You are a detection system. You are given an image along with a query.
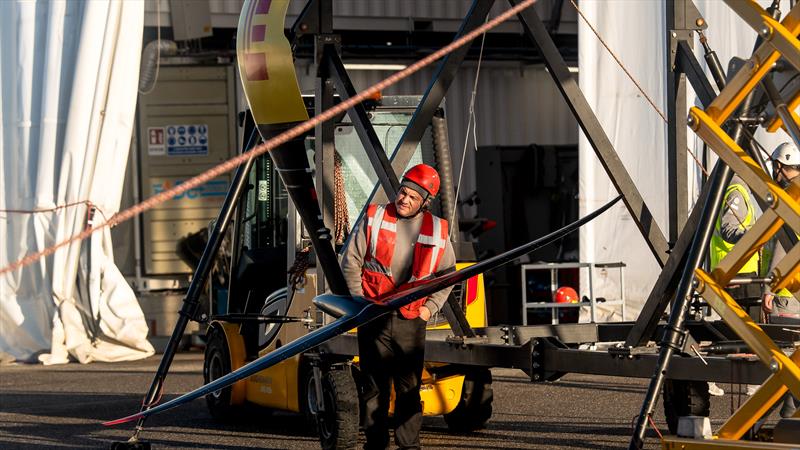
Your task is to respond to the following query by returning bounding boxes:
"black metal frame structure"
[308,2,800,443]
[123,0,800,448]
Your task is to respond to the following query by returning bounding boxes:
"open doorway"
[474,144,578,324]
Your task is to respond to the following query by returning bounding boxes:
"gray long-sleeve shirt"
[341,206,456,315]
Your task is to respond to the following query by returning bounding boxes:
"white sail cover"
[0,1,153,363]
[578,0,791,321]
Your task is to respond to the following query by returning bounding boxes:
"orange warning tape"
[0,0,536,276]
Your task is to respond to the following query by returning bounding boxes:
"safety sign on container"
[147,124,210,156]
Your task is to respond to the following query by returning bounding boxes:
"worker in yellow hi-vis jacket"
[762,142,800,417]
[763,142,800,324]
[710,174,767,320]
[707,165,767,398]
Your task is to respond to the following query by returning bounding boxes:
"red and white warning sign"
[147,127,166,156]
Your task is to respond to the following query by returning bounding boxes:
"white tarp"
[0,1,153,363]
[578,0,791,321]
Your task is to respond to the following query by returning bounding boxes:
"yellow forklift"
[194,1,498,447]
[201,91,492,448]
[113,2,800,450]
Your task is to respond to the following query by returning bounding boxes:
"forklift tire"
[203,327,241,421]
[444,368,493,433]
[662,379,710,434]
[305,365,359,450]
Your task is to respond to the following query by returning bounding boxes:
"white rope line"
[569,0,709,177]
[450,18,488,239]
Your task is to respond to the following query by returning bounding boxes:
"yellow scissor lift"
[664,1,800,448]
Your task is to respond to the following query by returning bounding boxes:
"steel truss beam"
[362,0,497,206]
[314,0,336,297]
[706,2,800,125]
[131,120,262,434]
[717,348,800,439]
[319,13,478,336]
[324,48,400,198]
[319,323,776,385]
[624,41,723,348]
[511,0,671,267]
[649,2,800,448]
[666,0,705,243]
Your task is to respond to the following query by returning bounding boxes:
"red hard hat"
[555,287,579,304]
[401,164,440,197]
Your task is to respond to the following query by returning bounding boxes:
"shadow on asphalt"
[420,420,654,450]
[0,391,318,449]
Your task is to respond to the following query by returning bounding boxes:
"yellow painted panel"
[284,356,302,413]
[695,269,800,401]
[245,363,288,409]
[717,349,800,439]
[726,0,800,75]
[237,0,308,125]
[430,262,487,330]
[419,375,464,416]
[707,1,800,124]
[690,107,800,235]
[219,322,248,405]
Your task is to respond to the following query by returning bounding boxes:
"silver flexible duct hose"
[138,40,177,93]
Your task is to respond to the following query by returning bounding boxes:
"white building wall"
[146,0,577,34]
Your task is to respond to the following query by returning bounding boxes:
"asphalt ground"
[0,352,777,449]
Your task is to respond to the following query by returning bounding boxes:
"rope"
[0,0,539,277]
[2,200,94,215]
[333,151,349,245]
[631,413,664,441]
[0,200,110,226]
[647,414,664,440]
[569,0,709,177]
[450,17,488,239]
[570,0,667,122]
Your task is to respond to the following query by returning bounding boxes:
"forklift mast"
[223,95,475,338]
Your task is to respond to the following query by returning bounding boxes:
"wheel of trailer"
[203,327,240,421]
[662,379,710,434]
[444,368,493,432]
[304,365,359,450]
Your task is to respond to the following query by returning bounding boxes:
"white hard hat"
[772,142,800,167]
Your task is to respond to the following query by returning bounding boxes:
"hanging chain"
[333,150,349,245]
[288,245,312,290]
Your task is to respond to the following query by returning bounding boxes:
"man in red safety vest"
[341,163,456,450]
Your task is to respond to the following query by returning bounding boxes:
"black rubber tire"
[203,327,239,421]
[662,379,710,434]
[305,366,359,450]
[444,368,494,433]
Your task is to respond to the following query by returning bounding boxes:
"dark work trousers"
[358,310,427,450]
[726,272,762,322]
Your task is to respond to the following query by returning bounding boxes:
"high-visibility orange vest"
[362,203,449,319]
